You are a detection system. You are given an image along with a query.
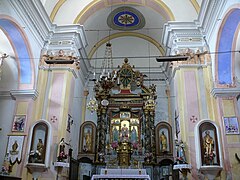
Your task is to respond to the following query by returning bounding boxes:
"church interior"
[0,0,240,179]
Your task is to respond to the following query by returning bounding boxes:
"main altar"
[78,58,175,179]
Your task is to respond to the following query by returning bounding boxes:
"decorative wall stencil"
[7,136,24,164]
[190,115,198,123]
[12,115,26,132]
[51,115,57,123]
[224,117,239,134]
[107,6,145,31]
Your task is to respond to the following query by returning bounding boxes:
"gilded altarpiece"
[93,59,157,169]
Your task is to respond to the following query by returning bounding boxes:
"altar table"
[91,174,151,180]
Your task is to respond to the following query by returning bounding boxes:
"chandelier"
[98,42,117,81]
[86,98,98,113]
[144,95,156,111]
[87,41,117,113]
[94,41,117,89]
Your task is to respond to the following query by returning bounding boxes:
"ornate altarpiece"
[92,58,157,167]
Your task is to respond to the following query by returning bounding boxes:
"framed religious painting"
[155,121,173,156]
[12,115,26,132]
[80,121,96,154]
[223,117,239,134]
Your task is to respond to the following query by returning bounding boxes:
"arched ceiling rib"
[41,0,202,77]
[88,32,165,59]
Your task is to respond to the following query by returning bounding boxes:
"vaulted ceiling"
[40,0,201,74]
[0,0,203,82]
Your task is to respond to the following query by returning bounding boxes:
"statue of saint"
[160,131,167,152]
[84,129,92,152]
[179,141,187,163]
[131,126,137,143]
[203,130,214,156]
[37,139,44,161]
[121,124,129,141]
[113,127,119,142]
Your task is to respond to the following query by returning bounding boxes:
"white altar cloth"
[91,174,150,180]
[91,168,150,180]
[100,168,147,175]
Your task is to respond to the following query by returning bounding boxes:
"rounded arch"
[88,32,165,59]
[0,15,35,89]
[73,0,175,24]
[216,8,240,86]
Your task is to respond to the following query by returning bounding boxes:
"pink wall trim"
[68,77,75,112]
[232,24,240,83]
[217,98,231,171]
[184,71,200,131]
[189,137,198,179]
[214,7,240,88]
[48,73,65,130]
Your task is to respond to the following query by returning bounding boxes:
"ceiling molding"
[50,0,67,22]
[10,89,39,100]
[88,32,165,59]
[73,0,174,24]
[190,0,200,14]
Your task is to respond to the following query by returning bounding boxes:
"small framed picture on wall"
[12,115,26,132]
[224,117,239,134]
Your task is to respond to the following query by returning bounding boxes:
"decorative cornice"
[197,0,225,41]
[9,0,90,76]
[10,89,39,100]
[9,0,52,47]
[0,89,39,100]
[0,91,12,99]
[38,66,78,78]
[161,0,226,55]
[211,87,240,98]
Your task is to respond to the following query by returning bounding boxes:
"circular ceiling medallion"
[107,6,145,31]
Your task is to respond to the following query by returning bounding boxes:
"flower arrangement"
[208,151,215,161]
[132,142,139,150]
[111,141,118,149]
[204,151,215,165]
[28,150,43,163]
[144,152,153,163]
[57,151,68,162]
